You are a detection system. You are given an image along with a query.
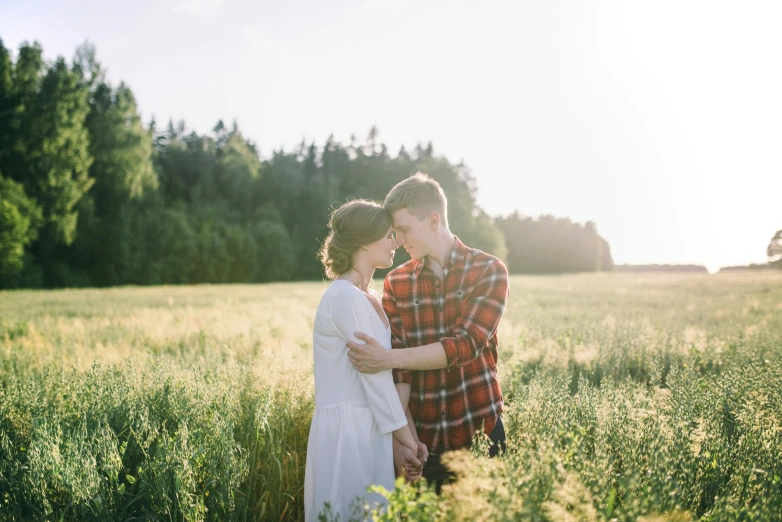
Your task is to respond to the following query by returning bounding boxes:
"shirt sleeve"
[440,258,510,369]
[330,287,408,433]
[383,277,413,386]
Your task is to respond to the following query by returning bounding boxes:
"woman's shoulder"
[321,280,366,306]
[329,282,381,319]
[331,281,369,304]
[316,281,349,316]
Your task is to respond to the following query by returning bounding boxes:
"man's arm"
[349,277,448,373]
[437,258,509,368]
[389,341,448,370]
[348,259,509,373]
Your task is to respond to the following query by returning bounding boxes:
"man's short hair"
[383,172,449,228]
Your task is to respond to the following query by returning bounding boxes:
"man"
[347,172,509,489]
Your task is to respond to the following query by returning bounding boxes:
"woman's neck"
[338,262,375,292]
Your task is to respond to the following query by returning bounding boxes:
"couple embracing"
[304,173,510,521]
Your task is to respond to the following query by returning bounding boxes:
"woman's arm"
[330,287,409,434]
[392,424,419,455]
[395,383,428,462]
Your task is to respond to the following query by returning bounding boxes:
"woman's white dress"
[304,280,408,521]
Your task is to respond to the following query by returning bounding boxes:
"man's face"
[391,208,434,260]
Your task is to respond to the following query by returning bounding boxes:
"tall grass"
[1,271,781,520]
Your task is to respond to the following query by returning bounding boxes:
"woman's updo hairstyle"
[319,199,392,279]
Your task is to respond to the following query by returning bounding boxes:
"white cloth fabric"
[304,280,408,522]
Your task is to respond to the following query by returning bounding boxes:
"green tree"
[0,41,45,186]
[600,237,614,271]
[249,204,297,281]
[0,38,619,287]
[24,57,93,248]
[69,65,157,285]
[768,229,782,267]
[0,175,42,287]
[0,39,15,171]
[468,209,508,260]
[84,81,156,216]
[495,212,612,274]
[216,129,262,218]
[156,129,217,203]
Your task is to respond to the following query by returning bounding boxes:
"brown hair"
[383,172,449,228]
[319,199,392,279]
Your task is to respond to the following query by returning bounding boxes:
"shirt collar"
[413,236,468,277]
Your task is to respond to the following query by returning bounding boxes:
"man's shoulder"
[463,245,508,275]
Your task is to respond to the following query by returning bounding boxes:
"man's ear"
[429,213,440,229]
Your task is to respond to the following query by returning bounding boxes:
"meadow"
[1,271,781,521]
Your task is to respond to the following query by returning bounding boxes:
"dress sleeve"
[330,287,408,434]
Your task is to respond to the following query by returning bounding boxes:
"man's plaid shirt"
[383,236,509,452]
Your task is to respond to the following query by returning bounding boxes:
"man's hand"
[347,332,393,374]
[393,437,423,482]
[417,441,429,464]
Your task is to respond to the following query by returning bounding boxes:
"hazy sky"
[2,0,780,272]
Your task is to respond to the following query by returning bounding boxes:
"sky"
[2,0,781,272]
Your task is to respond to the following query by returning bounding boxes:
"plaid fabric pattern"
[383,236,509,452]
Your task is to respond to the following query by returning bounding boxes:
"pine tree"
[85,81,156,217]
[0,41,45,186]
[0,39,15,172]
[25,57,93,247]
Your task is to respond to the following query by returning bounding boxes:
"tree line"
[0,39,618,289]
[615,264,708,273]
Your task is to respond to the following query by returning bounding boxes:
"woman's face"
[364,227,398,269]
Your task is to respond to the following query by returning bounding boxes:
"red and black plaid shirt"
[383,236,509,452]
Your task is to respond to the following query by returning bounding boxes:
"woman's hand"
[393,436,423,481]
[417,440,429,464]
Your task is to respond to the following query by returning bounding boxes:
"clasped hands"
[394,436,428,482]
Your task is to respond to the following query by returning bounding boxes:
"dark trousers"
[422,415,506,493]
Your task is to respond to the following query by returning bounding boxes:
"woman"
[304,200,424,521]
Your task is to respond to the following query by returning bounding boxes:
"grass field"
[2,271,782,521]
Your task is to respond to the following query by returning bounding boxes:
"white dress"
[304,280,408,522]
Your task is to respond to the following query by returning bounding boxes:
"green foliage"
[496,212,613,273]
[84,81,156,214]
[767,229,782,266]
[0,175,42,287]
[216,128,263,216]
[366,478,441,521]
[2,273,782,520]
[0,38,611,289]
[24,56,93,247]
[0,40,15,165]
[0,40,45,187]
